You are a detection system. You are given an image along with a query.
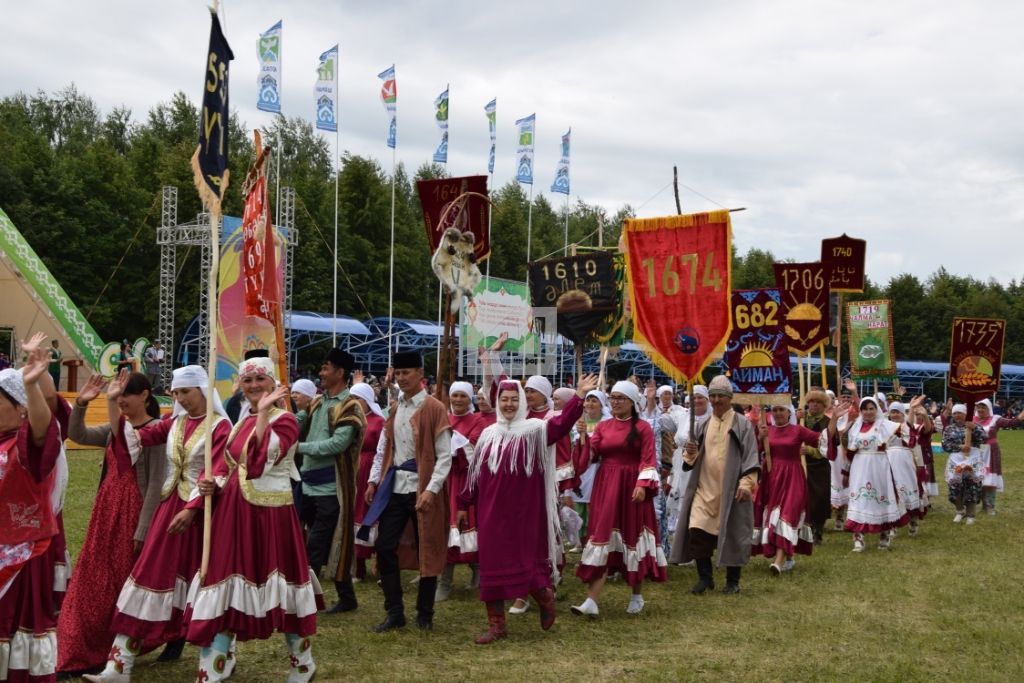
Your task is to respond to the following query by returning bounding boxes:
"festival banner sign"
[192,11,234,216]
[485,98,496,174]
[416,175,490,261]
[515,113,535,185]
[528,251,615,344]
[433,86,449,164]
[623,211,732,383]
[723,288,791,404]
[461,277,539,355]
[314,45,339,132]
[378,64,397,148]
[550,128,570,195]
[772,262,830,354]
[256,20,282,113]
[821,233,866,293]
[846,299,896,379]
[948,317,1005,404]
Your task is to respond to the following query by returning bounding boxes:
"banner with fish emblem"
[773,262,831,354]
[846,299,896,379]
[723,288,791,404]
[948,317,1005,403]
[623,211,731,383]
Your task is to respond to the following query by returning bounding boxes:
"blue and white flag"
[485,98,496,174]
[314,45,338,132]
[433,86,449,164]
[378,64,397,149]
[515,113,535,185]
[550,128,570,195]
[256,20,282,113]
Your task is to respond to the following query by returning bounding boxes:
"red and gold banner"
[772,262,830,354]
[416,175,490,261]
[623,211,731,383]
[723,288,792,404]
[821,233,866,293]
[948,317,1005,401]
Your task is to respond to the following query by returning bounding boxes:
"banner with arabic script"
[847,299,896,379]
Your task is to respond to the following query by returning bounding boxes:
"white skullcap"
[238,357,276,380]
[951,404,968,416]
[0,369,27,407]
[350,382,384,418]
[610,380,643,416]
[291,379,317,400]
[708,375,733,397]
[657,385,674,397]
[449,381,476,413]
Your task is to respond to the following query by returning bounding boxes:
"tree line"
[2,87,1022,366]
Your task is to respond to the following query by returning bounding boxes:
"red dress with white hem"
[447,411,484,564]
[353,413,384,560]
[751,424,820,558]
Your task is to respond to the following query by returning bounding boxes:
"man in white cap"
[669,375,760,594]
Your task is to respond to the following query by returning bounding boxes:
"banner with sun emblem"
[847,299,897,379]
[948,317,1005,401]
[773,262,831,355]
[723,288,791,404]
[623,211,731,384]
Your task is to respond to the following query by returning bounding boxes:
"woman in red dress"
[0,334,64,683]
[350,382,385,580]
[185,357,323,683]
[56,371,164,675]
[85,365,231,682]
[752,402,831,574]
[572,380,667,617]
[437,381,485,601]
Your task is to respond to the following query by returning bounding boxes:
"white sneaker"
[986,509,997,516]
[82,674,130,683]
[508,599,530,614]
[878,536,891,550]
[571,597,599,617]
[952,511,964,523]
[852,539,864,553]
[781,559,796,572]
[626,595,645,615]
[965,516,976,526]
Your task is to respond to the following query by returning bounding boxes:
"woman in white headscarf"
[567,390,612,550]
[456,374,596,644]
[572,380,667,617]
[666,385,711,538]
[973,398,1024,515]
[941,404,987,525]
[0,335,63,683]
[87,365,233,682]
[885,399,928,537]
[840,396,909,552]
[351,382,386,581]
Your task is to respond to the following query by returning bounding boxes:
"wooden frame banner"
[772,261,830,354]
[623,211,731,383]
[948,317,1005,401]
[821,233,866,293]
[723,288,792,404]
[846,299,896,379]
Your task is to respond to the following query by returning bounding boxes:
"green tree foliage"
[2,88,1022,364]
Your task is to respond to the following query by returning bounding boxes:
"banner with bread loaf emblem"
[948,317,1005,400]
[772,261,831,354]
[623,211,731,383]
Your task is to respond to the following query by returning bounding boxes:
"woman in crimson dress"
[85,366,231,682]
[350,381,385,580]
[185,357,323,683]
[0,334,64,683]
[571,380,667,617]
[457,374,596,644]
[57,371,164,675]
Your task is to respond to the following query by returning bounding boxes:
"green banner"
[846,299,896,379]
[461,277,539,355]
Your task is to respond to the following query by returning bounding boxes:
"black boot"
[690,558,715,594]
[156,637,186,662]
[723,566,741,594]
[326,578,358,613]
[374,572,406,632]
[416,576,438,630]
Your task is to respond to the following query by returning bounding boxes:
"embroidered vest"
[161,416,226,502]
[226,409,298,507]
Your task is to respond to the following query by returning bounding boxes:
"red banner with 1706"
[624,212,732,383]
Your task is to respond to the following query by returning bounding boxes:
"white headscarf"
[691,385,712,425]
[525,375,554,411]
[610,380,643,417]
[888,401,908,420]
[552,387,576,411]
[0,368,27,407]
[584,389,612,420]
[771,401,798,426]
[849,396,898,443]
[291,379,317,400]
[470,379,561,582]
[170,365,227,419]
[977,398,994,416]
[874,392,889,412]
[238,357,276,380]
[350,382,384,418]
[951,403,968,416]
[449,381,476,414]
[657,385,674,399]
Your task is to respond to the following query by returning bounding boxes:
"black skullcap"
[392,350,423,369]
[325,347,355,373]
[244,348,270,360]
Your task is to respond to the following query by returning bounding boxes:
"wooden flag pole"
[835,293,844,391]
[819,343,828,391]
[200,209,220,586]
[760,408,772,473]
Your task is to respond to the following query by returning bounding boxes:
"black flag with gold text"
[191,10,234,216]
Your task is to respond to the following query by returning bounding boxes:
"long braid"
[626,405,640,448]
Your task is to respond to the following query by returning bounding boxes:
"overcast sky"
[5,1,1023,285]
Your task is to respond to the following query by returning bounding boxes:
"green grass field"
[62,433,1024,682]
